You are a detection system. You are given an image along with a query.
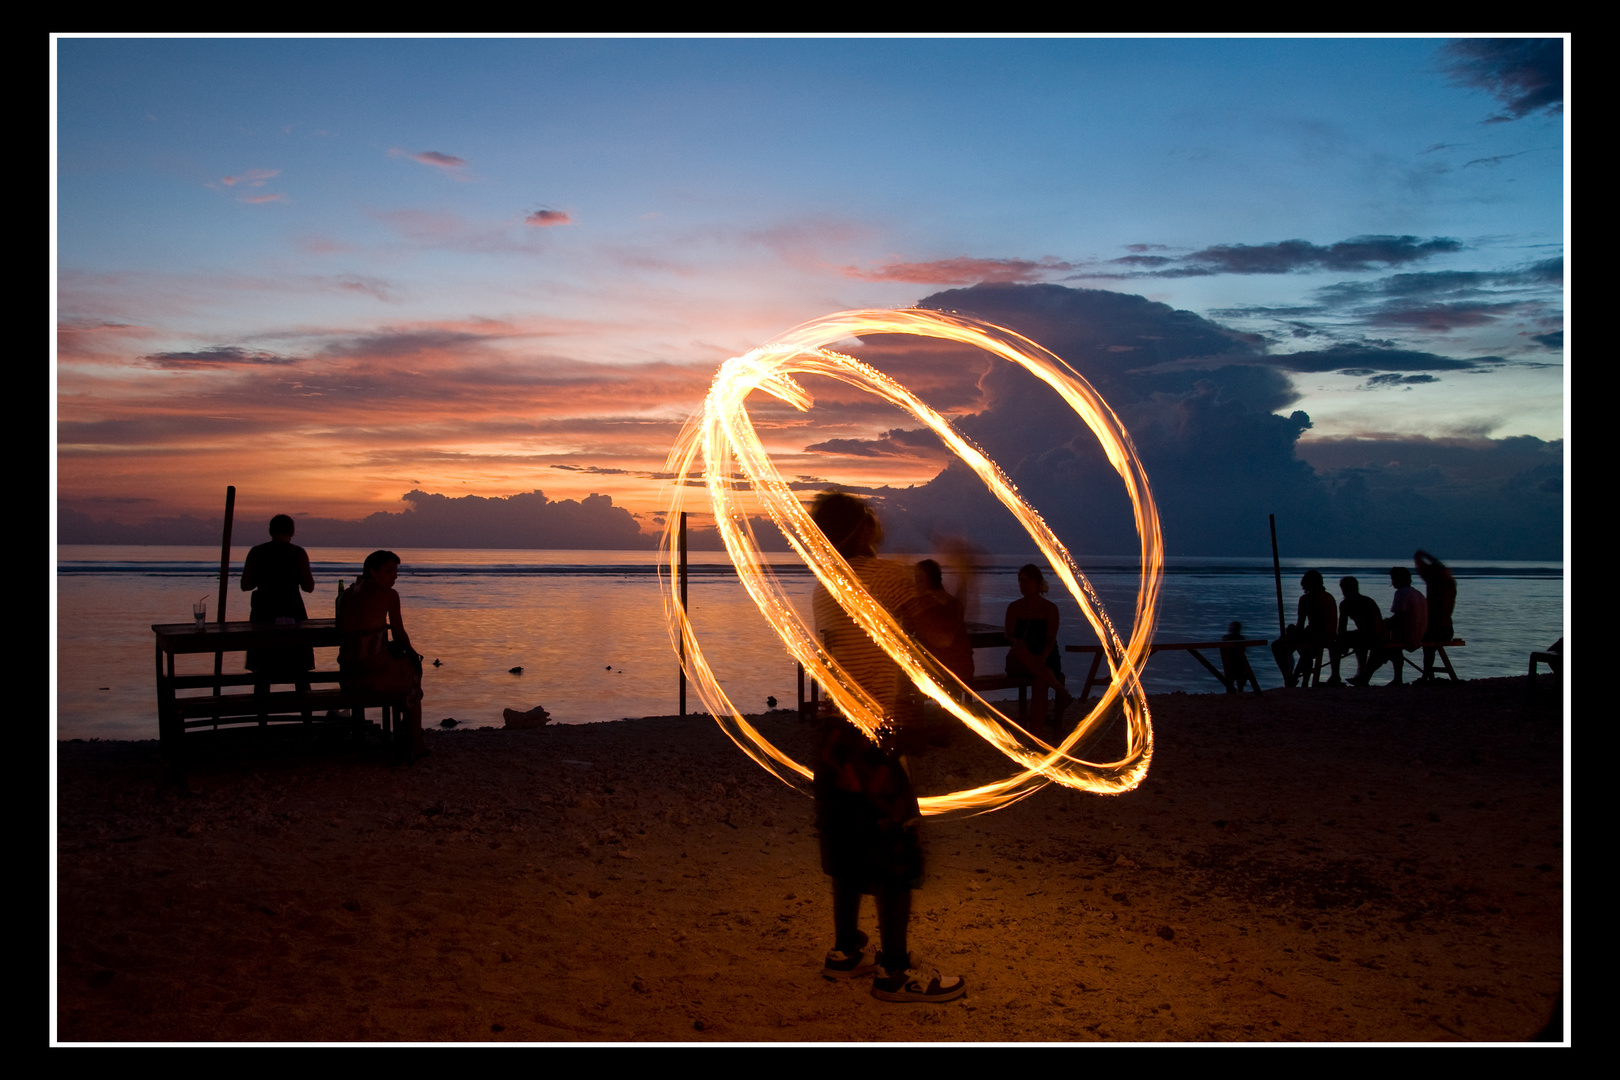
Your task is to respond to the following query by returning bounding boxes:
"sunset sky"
[54,36,1566,555]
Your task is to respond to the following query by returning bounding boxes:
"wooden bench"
[1065,639,1268,699]
[154,620,405,762]
[166,670,404,736]
[1403,639,1466,682]
[796,625,1047,720]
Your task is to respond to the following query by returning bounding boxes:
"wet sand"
[55,677,1565,1043]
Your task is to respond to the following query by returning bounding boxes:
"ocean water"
[55,545,1564,742]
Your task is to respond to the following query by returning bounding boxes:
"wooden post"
[678,511,688,717]
[213,486,235,692]
[1269,513,1285,635]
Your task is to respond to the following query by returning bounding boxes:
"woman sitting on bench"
[337,550,426,762]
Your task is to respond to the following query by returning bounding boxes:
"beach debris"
[509,666,523,674]
[766,696,777,708]
[503,704,551,729]
[605,665,612,670]
[439,718,458,728]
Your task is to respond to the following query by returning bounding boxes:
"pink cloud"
[220,168,279,187]
[391,148,470,173]
[525,209,572,227]
[239,193,287,204]
[843,255,1078,285]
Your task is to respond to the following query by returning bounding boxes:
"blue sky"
[55,35,1566,555]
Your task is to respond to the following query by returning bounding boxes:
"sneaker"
[822,935,878,980]
[871,964,966,1003]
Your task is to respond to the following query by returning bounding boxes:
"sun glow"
[662,309,1163,817]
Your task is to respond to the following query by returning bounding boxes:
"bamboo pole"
[213,486,235,692]
[678,511,688,717]
[1269,513,1285,635]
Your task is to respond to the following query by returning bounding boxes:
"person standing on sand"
[240,514,316,691]
[810,491,966,1003]
[337,550,426,762]
[1414,550,1457,682]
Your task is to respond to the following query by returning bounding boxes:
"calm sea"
[55,545,1564,742]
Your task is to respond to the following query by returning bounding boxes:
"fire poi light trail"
[662,309,1163,817]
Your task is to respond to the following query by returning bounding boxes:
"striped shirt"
[813,557,928,719]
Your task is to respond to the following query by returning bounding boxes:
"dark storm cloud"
[142,346,301,368]
[838,284,1560,559]
[1110,236,1463,278]
[804,427,945,459]
[1365,373,1441,386]
[1215,257,1562,341]
[1439,38,1563,122]
[1531,331,1563,350]
[1263,345,1482,374]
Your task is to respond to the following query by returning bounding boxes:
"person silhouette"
[913,558,974,690]
[1327,576,1386,686]
[1270,570,1338,687]
[810,491,965,1003]
[240,514,315,691]
[1005,564,1073,733]
[1414,550,1457,682]
[1220,621,1261,694]
[337,550,426,762]
[1352,566,1428,687]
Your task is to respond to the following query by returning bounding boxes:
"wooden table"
[152,620,401,757]
[1065,639,1268,699]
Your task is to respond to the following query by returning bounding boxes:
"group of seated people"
[1270,550,1458,688]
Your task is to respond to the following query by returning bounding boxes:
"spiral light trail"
[661,309,1163,816]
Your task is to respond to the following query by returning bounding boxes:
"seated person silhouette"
[1005,564,1073,734]
[1327,576,1386,686]
[337,550,426,762]
[1414,549,1457,682]
[913,558,974,691]
[240,514,315,695]
[1352,566,1429,687]
[1270,570,1338,687]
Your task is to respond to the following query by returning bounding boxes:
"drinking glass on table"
[192,598,207,628]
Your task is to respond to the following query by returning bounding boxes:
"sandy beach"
[55,676,1565,1044]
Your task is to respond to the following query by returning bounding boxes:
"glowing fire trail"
[662,309,1163,817]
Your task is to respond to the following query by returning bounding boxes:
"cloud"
[1213,256,1563,343]
[804,427,946,459]
[60,489,656,550]
[1365,373,1441,387]
[141,345,301,369]
[220,168,279,187]
[239,193,287,204]
[828,283,1561,559]
[843,256,1079,285]
[1264,345,1481,374]
[1464,151,1530,168]
[1125,236,1463,278]
[1439,38,1563,122]
[370,207,551,253]
[392,148,470,172]
[525,209,572,227]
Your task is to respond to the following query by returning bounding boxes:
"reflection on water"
[56,546,1563,741]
